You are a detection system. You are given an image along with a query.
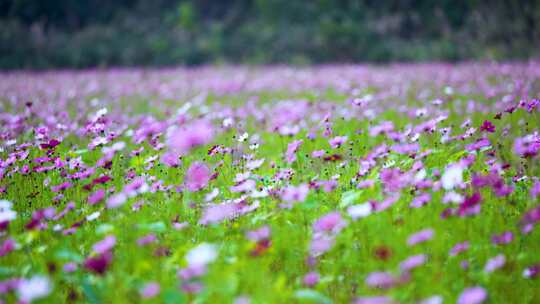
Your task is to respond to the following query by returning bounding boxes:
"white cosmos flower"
[441,163,463,190]
[17,276,52,303]
[186,243,218,267]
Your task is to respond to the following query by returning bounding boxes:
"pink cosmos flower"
[457,286,487,304]
[140,282,160,299]
[354,296,394,304]
[365,271,397,289]
[303,272,320,287]
[285,140,303,164]
[92,235,116,255]
[313,212,346,234]
[246,226,271,242]
[399,254,427,272]
[167,120,214,156]
[407,228,434,246]
[380,168,408,193]
[199,203,238,225]
[491,231,513,245]
[185,162,211,192]
[329,136,347,148]
[0,238,15,257]
[281,184,309,203]
[484,254,506,273]
[449,241,470,256]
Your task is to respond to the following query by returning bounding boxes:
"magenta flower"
[88,189,105,205]
[457,286,487,304]
[84,251,113,275]
[523,264,540,279]
[0,238,15,257]
[185,162,211,192]
[479,120,495,133]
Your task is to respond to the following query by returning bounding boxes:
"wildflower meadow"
[1,63,540,303]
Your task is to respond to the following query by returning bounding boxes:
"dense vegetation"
[1,0,540,69]
[0,63,539,303]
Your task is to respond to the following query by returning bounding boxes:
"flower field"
[1,63,540,303]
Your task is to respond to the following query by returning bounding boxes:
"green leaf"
[81,278,100,304]
[294,289,333,304]
[138,221,167,232]
[163,288,186,304]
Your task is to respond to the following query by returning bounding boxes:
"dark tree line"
[1,0,539,69]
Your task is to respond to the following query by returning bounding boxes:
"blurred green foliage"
[1,0,539,69]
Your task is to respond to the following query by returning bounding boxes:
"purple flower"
[365,271,397,289]
[88,189,105,205]
[140,282,160,299]
[285,140,303,164]
[302,272,320,287]
[491,231,513,245]
[84,251,113,275]
[523,264,540,279]
[0,238,16,257]
[92,235,116,255]
[106,192,127,209]
[199,203,238,225]
[410,193,431,208]
[63,262,78,273]
[329,136,347,148]
[449,241,470,256]
[309,235,335,256]
[457,286,487,304]
[185,162,211,192]
[281,184,309,203]
[399,254,427,272]
[354,296,394,304]
[484,254,505,273]
[160,151,181,167]
[479,120,495,133]
[380,168,407,193]
[407,228,434,246]
[246,226,271,242]
[167,120,214,156]
[137,234,157,246]
[513,132,540,158]
[313,212,346,234]
[530,180,540,198]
